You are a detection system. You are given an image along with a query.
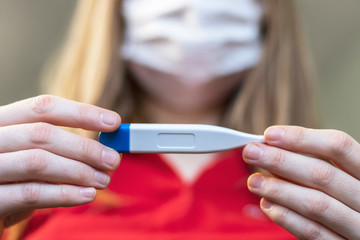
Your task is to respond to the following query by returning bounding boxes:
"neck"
[140,97,223,125]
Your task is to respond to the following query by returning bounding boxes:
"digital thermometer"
[99,124,264,153]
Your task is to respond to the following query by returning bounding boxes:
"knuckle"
[31,95,55,115]
[291,126,306,146]
[80,138,96,159]
[263,179,280,197]
[266,188,279,199]
[29,122,53,145]
[269,149,286,172]
[307,193,329,217]
[311,163,335,188]
[329,130,353,156]
[21,183,41,205]
[271,206,290,224]
[78,103,90,124]
[25,149,48,174]
[75,165,89,183]
[301,223,321,240]
[59,185,72,202]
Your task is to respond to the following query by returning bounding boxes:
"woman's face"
[122,0,264,112]
[127,61,245,113]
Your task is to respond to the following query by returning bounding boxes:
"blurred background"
[0,0,359,140]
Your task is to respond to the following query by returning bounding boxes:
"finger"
[0,149,110,189]
[0,123,120,171]
[243,143,360,213]
[0,95,120,131]
[248,174,360,239]
[0,183,96,217]
[264,126,360,179]
[259,198,344,240]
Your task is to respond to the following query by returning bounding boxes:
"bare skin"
[243,126,360,239]
[2,86,360,239]
[137,68,360,238]
[0,95,121,234]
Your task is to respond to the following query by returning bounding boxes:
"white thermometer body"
[99,124,264,153]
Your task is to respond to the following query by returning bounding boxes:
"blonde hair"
[226,1,316,132]
[44,0,316,135]
[6,0,316,239]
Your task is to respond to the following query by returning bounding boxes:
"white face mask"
[122,0,264,86]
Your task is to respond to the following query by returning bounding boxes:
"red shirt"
[22,149,294,240]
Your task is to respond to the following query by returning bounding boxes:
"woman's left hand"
[243,126,360,240]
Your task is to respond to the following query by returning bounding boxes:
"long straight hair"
[6,1,316,239]
[43,0,316,136]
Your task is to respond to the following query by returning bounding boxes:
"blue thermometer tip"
[99,123,130,153]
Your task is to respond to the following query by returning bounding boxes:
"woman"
[1,0,360,239]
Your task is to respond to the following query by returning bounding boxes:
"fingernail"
[100,112,118,127]
[265,127,284,141]
[261,198,273,210]
[95,171,110,187]
[244,144,263,161]
[80,187,96,199]
[248,175,264,189]
[102,148,120,169]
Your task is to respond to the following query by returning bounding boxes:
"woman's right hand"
[0,95,121,233]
